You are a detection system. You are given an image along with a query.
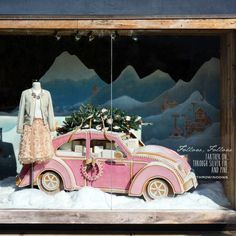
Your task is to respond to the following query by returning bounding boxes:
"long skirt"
[18,119,54,164]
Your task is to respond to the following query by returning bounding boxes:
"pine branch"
[57,104,143,135]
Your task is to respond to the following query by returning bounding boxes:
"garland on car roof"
[57,104,143,135]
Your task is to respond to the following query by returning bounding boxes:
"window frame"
[0,18,235,225]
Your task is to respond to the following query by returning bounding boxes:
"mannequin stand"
[30,163,34,188]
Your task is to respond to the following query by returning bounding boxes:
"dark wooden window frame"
[0,18,235,225]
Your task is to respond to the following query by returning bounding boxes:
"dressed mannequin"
[32,81,43,118]
[17,80,55,165]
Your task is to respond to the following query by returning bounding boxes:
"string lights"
[55,31,61,41]
[53,30,140,41]
[88,31,95,42]
[74,31,81,41]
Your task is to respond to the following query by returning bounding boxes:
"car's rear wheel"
[37,171,62,194]
[143,178,172,201]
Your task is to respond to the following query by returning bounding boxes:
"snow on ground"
[0,177,231,209]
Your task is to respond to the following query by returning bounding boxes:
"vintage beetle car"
[16,129,198,200]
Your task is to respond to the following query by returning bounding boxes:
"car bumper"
[183,171,198,191]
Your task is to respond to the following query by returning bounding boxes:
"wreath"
[81,160,104,182]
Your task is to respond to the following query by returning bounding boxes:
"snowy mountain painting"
[0,51,220,178]
[143,91,219,140]
[106,58,220,117]
[41,52,220,120]
[90,66,176,105]
[40,52,108,114]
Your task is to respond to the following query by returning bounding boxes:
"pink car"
[16,129,198,200]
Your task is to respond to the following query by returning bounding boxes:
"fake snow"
[0,177,231,209]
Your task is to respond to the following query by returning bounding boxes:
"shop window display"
[0,32,232,210]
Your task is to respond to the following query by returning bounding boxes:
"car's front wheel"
[143,178,172,201]
[37,171,63,194]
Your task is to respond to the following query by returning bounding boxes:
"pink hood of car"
[133,145,191,172]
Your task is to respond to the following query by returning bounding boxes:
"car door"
[87,137,132,193]
[55,134,87,188]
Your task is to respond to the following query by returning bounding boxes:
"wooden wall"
[221,31,236,209]
[0,0,236,18]
[0,19,236,30]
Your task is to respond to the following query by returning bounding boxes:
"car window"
[56,139,86,157]
[90,140,126,159]
[120,133,144,152]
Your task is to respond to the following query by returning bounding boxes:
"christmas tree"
[57,104,143,135]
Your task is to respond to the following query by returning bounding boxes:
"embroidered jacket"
[17,89,55,134]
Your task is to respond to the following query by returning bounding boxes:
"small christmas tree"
[57,104,143,135]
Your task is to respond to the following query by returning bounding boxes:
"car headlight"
[180,154,189,163]
[177,163,187,176]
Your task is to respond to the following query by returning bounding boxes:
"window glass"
[57,139,86,157]
[0,32,233,211]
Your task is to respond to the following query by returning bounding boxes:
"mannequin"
[32,81,41,90]
[17,79,55,167]
[32,81,43,118]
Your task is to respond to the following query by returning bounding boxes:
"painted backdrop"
[0,35,222,180]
